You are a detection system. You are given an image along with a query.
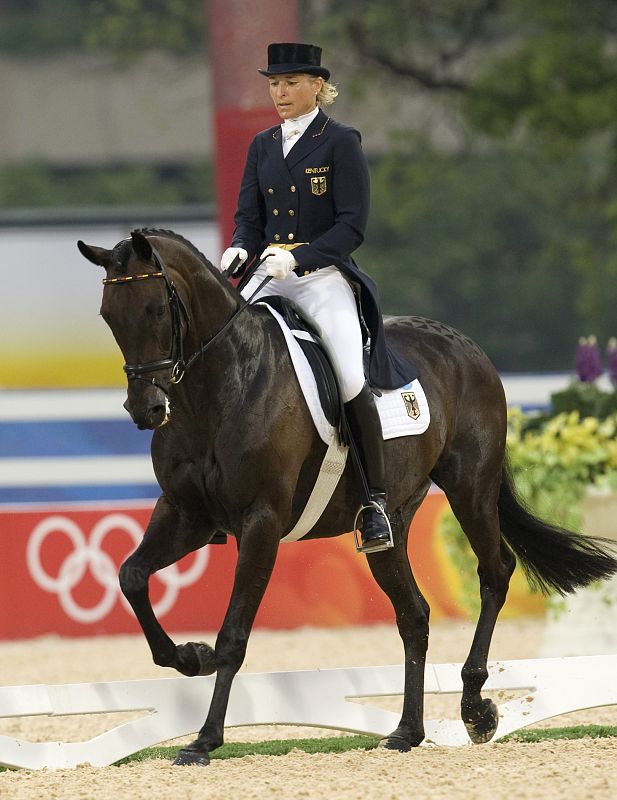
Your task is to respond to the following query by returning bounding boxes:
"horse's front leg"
[119,496,217,677]
[174,526,280,766]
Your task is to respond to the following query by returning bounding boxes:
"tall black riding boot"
[344,383,393,553]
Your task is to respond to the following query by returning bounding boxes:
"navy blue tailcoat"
[231,109,418,389]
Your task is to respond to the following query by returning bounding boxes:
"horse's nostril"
[147,403,170,428]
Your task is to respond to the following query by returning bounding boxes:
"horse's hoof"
[378,735,413,752]
[190,641,217,675]
[463,698,499,744]
[176,641,216,676]
[173,748,210,767]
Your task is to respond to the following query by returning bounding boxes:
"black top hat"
[258,42,330,80]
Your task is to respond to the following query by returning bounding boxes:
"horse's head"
[78,230,187,430]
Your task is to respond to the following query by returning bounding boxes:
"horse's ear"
[131,231,153,262]
[77,240,112,267]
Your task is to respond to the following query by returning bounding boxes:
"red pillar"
[209,0,299,249]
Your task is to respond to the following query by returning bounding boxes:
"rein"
[102,246,270,389]
[182,270,271,375]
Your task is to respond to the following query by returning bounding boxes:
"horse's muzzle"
[124,384,170,430]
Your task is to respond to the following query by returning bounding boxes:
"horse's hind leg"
[119,495,216,677]
[437,468,515,744]
[365,497,430,750]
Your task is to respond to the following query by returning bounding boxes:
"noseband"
[102,245,272,391]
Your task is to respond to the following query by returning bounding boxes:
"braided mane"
[110,227,216,274]
[133,227,215,271]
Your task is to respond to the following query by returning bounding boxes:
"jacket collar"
[284,109,331,169]
[267,110,331,164]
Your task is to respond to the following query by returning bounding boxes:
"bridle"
[102,245,271,391]
[103,246,188,387]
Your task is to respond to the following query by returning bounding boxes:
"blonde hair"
[317,80,338,107]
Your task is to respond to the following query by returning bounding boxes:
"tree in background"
[83,0,205,60]
[309,0,617,370]
[2,0,616,370]
[315,0,617,150]
[0,0,204,58]
[0,2,214,210]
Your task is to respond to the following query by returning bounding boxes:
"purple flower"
[575,335,603,382]
[607,337,617,387]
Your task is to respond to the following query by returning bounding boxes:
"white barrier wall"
[1,656,617,770]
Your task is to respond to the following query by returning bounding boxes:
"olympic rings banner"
[0,496,448,638]
[1,503,223,637]
[0,495,543,639]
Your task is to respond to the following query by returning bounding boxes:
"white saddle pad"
[375,380,431,439]
[262,303,431,443]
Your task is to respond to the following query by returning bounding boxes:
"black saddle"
[257,295,343,431]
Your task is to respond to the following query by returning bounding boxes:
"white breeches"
[241,265,365,402]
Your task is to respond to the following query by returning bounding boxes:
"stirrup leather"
[353,501,394,554]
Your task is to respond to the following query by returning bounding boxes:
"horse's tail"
[498,458,617,595]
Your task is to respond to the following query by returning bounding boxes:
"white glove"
[261,246,297,279]
[220,247,248,274]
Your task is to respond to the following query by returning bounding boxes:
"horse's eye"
[147,304,167,318]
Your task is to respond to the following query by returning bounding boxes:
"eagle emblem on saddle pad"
[401,390,421,420]
[310,176,327,195]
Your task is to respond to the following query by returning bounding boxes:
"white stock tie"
[281,125,302,157]
[283,126,301,142]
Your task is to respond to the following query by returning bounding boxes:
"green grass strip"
[115,734,380,765]
[499,724,617,743]
[116,725,617,764]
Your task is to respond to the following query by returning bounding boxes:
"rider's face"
[268,73,323,120]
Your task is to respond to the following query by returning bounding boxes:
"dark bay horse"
[77,228,617,766]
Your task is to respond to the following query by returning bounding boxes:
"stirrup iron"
[353,501,394,554]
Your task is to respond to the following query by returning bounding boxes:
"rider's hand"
[220,247,248,275]
[261,246,297,280]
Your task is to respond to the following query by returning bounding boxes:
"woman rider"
[219,43,418,552]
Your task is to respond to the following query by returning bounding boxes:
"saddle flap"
[257,295,342,430]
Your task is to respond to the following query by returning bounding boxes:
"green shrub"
[550,381,617,420]
[438,405,617,615]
